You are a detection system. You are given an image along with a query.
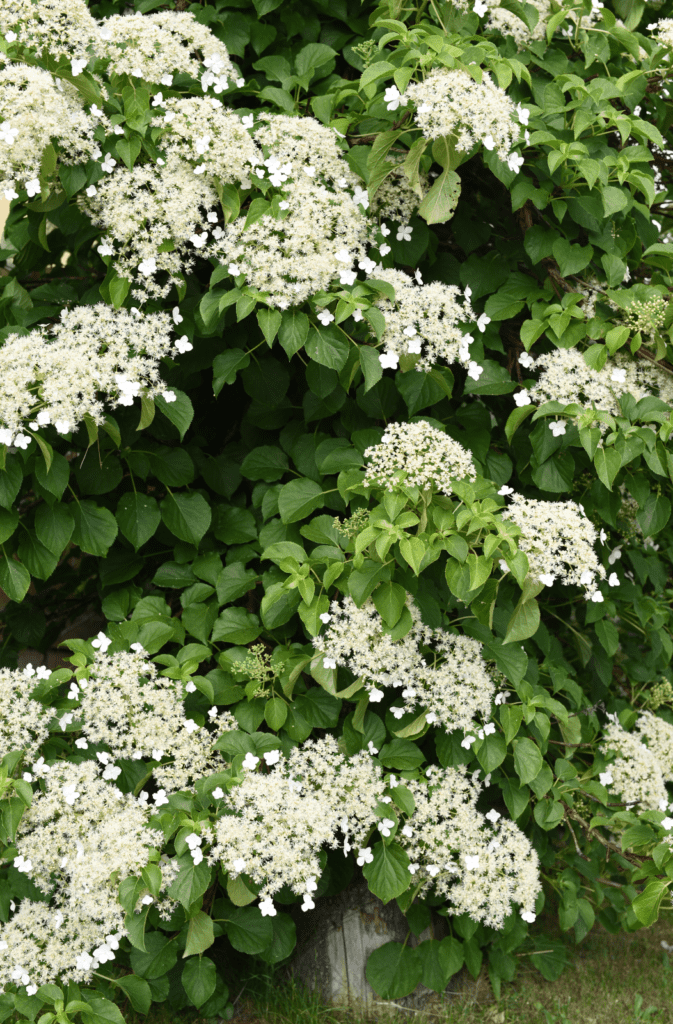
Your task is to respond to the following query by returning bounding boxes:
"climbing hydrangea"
[362,419,476,495]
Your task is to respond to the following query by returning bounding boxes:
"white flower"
[380,222,391,237]
[396,225,413,242]
[101,154,116,173]
[608,547,622,565]
[359,256,377,274]
[379,243,391,256]
[13,433,30,449]
[498,485,514,496]
[162,390,177,403]
[301,894,315,911]
[4,31,17,42]
[175,335,193,354]
[241,114,254,129]
[340,269,357,286]
[25,178,41,197]
[464,854,480,870]
[335,248,351,263]
[467,361,483,381]
[323,657,337,669]
[384,85,405,111]
[590,591,604,603]
[507,152,525,173]
[611,367,627,384]
[4,188,19,201]
[369,687,384,702]
[367,741,379,756]
[539,573,556,587]
[476,313,491,332]
[212,787,225,800]
[62,784,80,806]
[485,809,501,823]
[516,104,530,126]
[483,134,495,151]
[317,309,335,326]
[264,749,281,766]
[379,818,396,837]
[662,817,673,831]
[242,752,260,771]
[599,529,607,544]
[356,848,374,866]
[461,735,476,749]
[608,573,620,587]
[514,391,531,407]
[379,351,399,370]
[599,771,613,786]
[483,723,496,736]
[259,897,277,917]
[520,910,536,923]
[138,256,157,276]
[233,857,246,872]
[71,58,87,76]
[190,232,207,248]
[353,184,369,208]
[91,632,112,653]
[153,789,169,807]
[474,0,488,13]
[549,420,567,437]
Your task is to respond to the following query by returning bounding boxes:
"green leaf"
[305,325,349,371]
[513,737,543,785]
[130,932,178,979]
[362,841,411,904]
[594,447,621,491]
[0,508,19,544]
[225,906,273,954]
[155,390,194,441]
[367,129,404,203]
[359,346,383,393]
[70,501,118,557]
[632,879,670,926]
[115,976,152,1016]
[601,186,629,217]
[636,492,671,537]
[160,493,212,546]
[278,478,325,524]
[417,937,464,993]
[167,854,212,909]
[183,911,215,958]
[372,581,407,627]
[504,581,541,643]
[552,238,593,276]
[379,738,424,770]
[265,697,288,730]
[278,309,309,358]
[418,168,461,225]
[116,493,161,551]
[212,607,261,644]
[257,308,282,347]
[182,957,216,1009]
[366,942,422,999]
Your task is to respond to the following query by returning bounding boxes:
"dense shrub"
[1,0,673,1017]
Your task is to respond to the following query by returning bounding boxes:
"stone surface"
[288,878,448,1009]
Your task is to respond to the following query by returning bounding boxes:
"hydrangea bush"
[0,0,672,1016]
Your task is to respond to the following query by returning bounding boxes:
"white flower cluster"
[0,761,177,990]
[652,18,673,50]
[600,716,668,811]
[525,348,673,419]
[205,115,371,308]
[152,96,259,183]
[405,68,522,164]
[398,766,540,929]
[0,665,51,761]
[0,304,178,438]
[502,494,606,595]
[0,0,97,64]
[372,268,476,371]
[73,650,235,794]
[362,419,476,495]
[371,160,429,225]
[95,11,237,87]
[210,736,386,914]
[313,595,495,733]
[82,154,220,301]
[634,712,673,782]
[0,61,108,198]
[465,0,603,49]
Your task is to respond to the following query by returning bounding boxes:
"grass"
[228,915,673,1024]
